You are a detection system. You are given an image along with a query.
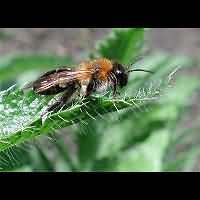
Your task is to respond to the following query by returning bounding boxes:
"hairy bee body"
[33,58,123,97]
[28,58,151,114]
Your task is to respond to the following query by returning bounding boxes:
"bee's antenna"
[127,69,154,74]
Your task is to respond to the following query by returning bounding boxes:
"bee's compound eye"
[115,70,128,88]
[119,73,128,87]
[112,62,128,87]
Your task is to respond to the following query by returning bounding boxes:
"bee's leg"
[79,79,94,99]
[112,81,117,97]
[111,78,120,97]
[44,84,77,115]
[85,80,95,97]
[85,80,101,102]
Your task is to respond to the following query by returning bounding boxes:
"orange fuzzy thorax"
[77,58,113,81]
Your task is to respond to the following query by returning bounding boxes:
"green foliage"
[0,54,73,90]
[92,28,144,64]
[0,86,153,152]
[0,28,200,172]
[0,31,12,41]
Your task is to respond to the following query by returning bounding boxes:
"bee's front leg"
[111,80,121,98]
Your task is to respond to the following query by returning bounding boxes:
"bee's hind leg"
[42,84,77,117]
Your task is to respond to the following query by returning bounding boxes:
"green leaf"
[0,144,31,171]
[0,85,157,152]
[29,145,55,172]
[0,54,73,87]
[0,31,12,41]
[93,28,145,64]
[53,134,78,171]
[93,129,170,172]
[76,121,102,171]
[116,130,170,171]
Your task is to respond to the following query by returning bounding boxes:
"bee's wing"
[22,68,71,91]
[28,68,92,95]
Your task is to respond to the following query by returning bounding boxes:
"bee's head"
[112,62,128,88]
[112,61,153,88]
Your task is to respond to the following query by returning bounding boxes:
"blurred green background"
[0,28,200,172]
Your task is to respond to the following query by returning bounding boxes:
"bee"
[25,58,153,114]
